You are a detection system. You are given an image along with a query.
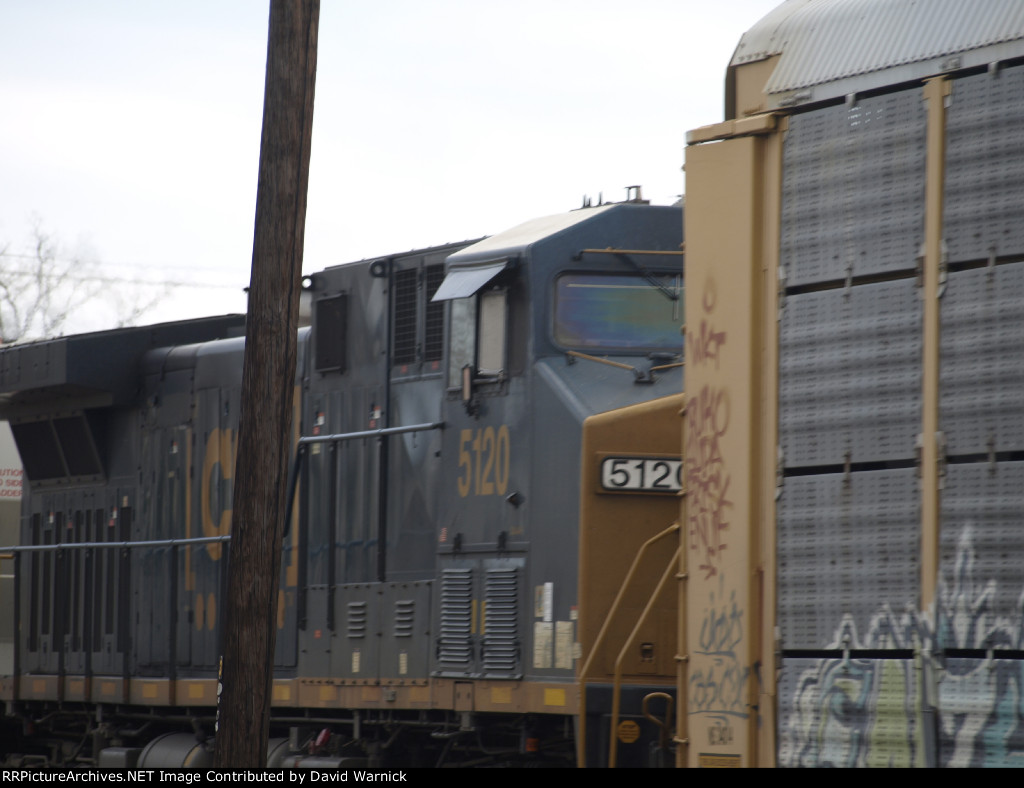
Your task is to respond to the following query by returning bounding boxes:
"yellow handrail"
[608,546,681,768]
[576,522,679,767]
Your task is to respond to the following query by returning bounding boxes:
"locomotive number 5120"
[458,425,511,497]
[600,457,682,493]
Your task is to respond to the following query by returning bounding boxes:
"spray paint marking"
[779,527,1024,768]
[685,280,731,579]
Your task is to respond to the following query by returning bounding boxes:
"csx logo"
[201,427,236,559]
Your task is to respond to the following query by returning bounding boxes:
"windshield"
[553,272,682,351]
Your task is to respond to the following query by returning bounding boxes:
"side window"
[447,288,507,387]
[314,293,348,373]
[477,289,507,374]
[448,297,476,386]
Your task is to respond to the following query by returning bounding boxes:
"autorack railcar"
[678,0,1024,768]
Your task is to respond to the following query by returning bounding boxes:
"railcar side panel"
[688,24,1024,766]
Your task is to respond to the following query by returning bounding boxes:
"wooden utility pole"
[214,0,319,768]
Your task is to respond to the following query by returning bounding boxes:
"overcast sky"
[1,1,781,332]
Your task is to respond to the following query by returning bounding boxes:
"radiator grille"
[482,568,519,674]
[437,568,473,671]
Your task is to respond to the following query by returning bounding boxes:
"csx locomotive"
[0,198,684,767]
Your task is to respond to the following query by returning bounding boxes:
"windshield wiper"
[574,247,684,302]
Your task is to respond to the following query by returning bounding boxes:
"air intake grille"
[394,598,415,638]
[346,601,367,639]
[438,568,473,671]
[393,269,418,364]
[482,568,519,674]
[424,264,446,362]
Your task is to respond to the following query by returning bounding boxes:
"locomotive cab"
[427,202,684,761]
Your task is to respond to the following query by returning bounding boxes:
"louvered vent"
[437,568,473,671]
[394,598,415,638]
[483,568,519,674]
[424,264,445,362]
[347,601,367,639]
[393,269,418,364]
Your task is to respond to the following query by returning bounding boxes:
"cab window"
[553,272,681,351]
[448,287,508,387]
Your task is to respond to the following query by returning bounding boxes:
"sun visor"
[431,258,509,302]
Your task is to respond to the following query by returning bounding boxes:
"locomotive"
[0,198,684,767]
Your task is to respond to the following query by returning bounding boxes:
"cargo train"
[7,0,1024,769]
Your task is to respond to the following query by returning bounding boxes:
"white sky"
[0,1,781,332]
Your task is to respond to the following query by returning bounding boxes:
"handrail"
[0,535,231,553]
[286,421,445,579]
[609,545,681,767]
[576,521,679,767]
[296,421,444,446]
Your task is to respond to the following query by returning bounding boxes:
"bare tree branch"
[0,219,169,342]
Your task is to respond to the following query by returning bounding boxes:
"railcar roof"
[733,0,1024,109]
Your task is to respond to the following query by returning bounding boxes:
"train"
[0,196,685,768]
[6,0,1024,769]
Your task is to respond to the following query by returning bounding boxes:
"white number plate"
[600,457,682,493]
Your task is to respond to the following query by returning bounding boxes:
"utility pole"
[214,0,319,768]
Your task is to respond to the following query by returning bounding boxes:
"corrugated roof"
[732,0,1024,105]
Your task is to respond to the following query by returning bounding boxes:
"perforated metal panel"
[780,281,922,468]
[781,90,926,287]
[940,462,1024,639]
[778,469,919,650]
[938,657,1024,767]
[778,656,928,767]
[941,264,1024,455]
[944,66,1024,264]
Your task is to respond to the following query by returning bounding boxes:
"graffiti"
[689,651,750,718]
[690,583,750,718]
[685,279,732,580]
[936,527,1024,768]
[687,319,727,369]
[686,383,731,579]
[699,587,744,656]
[779,527,1024,768]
